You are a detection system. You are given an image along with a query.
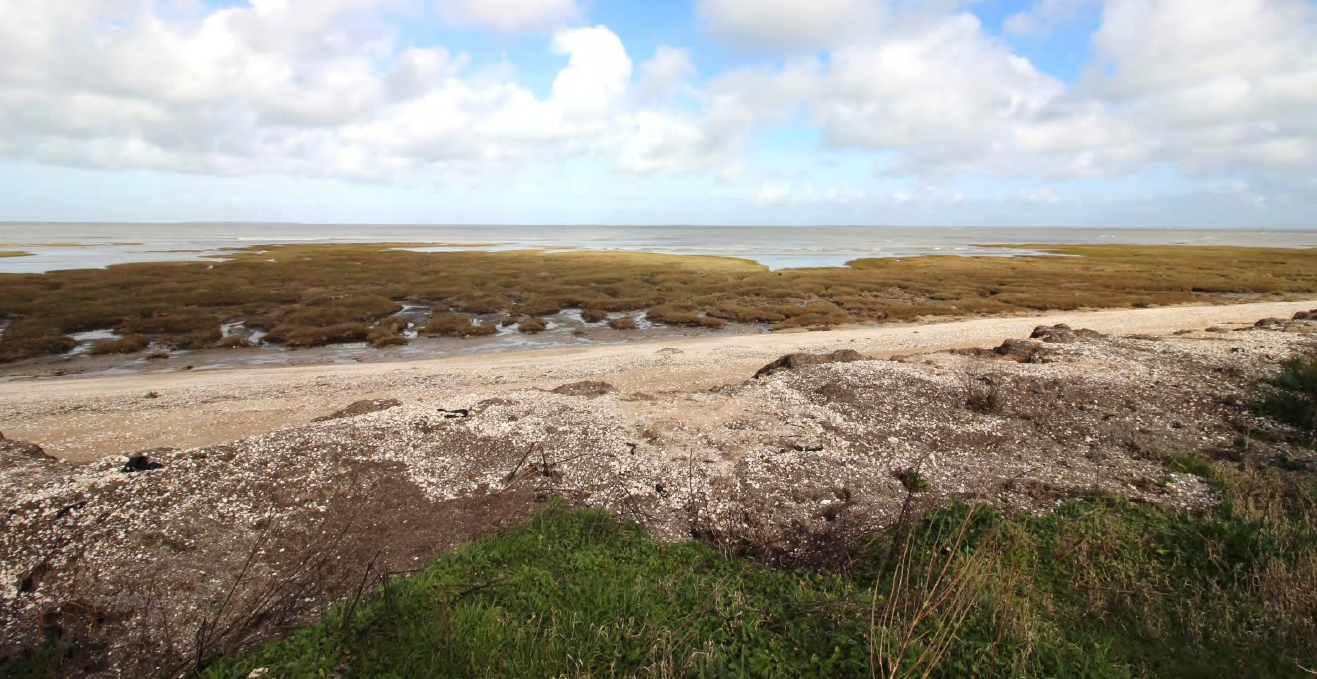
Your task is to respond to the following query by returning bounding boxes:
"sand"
[1,299,1314,462]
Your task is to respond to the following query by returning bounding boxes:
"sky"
[0,0,1314,227]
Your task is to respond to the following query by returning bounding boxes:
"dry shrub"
[773,300,852,330]
[367,316,411,348]
[265,323,369,348]
[116,310,218,335]
[646,304,727,328]
[160,327,222,351]
[455,293,509,314]
[608,317,638,331]
[88,334,150,355]
[519,318,548,334]
[218,336,252,349]
[581,308,608,323]
[0,335,79,363]
[423,315,498,338]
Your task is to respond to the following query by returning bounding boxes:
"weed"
[422,315,498,338]
[581,308,608,323]
[517,318,547,334]
[87,334,149,355]
[895,468,932,493]
[1255,353,1317,439]
[0,336,77,362]
[608,317,638,330]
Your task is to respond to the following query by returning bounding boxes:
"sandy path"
[2,299,1312,461]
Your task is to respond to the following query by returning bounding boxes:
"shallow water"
[1,223,1314,273]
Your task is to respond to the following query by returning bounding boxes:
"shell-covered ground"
[2,319,1315,677]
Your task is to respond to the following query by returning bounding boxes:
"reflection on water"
[1,223,1314,273]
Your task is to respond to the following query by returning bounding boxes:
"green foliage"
[206,462,1317,679]
[1256,354,1317,435]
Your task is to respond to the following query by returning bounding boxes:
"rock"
[993,339,1046,363]
[1030,324,1105,343]
[753,349,865,379]
[312,398,402,422]
[1292,310,1317,321]
[551,381,617,397]
[438,408,470,419]
[121,455,163,473]
[1255,317,1288,329]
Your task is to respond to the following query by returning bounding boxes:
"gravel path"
[2,299,1314,462]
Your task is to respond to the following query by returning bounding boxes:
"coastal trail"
[2,299,1313,462]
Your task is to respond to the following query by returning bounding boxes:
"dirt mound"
[311,398,402,422]
[1029,324,1105,343]
[753,349,865,379]
[551,381,617,397]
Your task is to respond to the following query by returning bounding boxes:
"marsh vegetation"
[1,244,1315,362]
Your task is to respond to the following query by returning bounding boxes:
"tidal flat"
[1,243,1315,371]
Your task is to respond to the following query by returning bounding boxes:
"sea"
[1,223,1315,274]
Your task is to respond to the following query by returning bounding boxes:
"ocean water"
[0,223,1315,273]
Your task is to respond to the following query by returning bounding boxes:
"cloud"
[435,0,580,32]
[1083,0,1317,191]
[1004,0,1099,37]
[704,12,1148,178]
[0,0,637,178]
[696,0,886,52]
[637,47,696,103]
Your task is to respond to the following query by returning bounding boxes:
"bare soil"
[1,302,1316,676]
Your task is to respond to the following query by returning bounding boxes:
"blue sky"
[0,0,1313,227]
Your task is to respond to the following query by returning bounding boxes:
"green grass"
[203,459,1317,679]
[1256,353,1317,439]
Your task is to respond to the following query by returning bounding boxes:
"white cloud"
[1004,0,1099,37]
[696,0,886,52]
[705,12,1148,178]
[1084,0,1317,189]
[436,0,580,32]
[637,47,696,103]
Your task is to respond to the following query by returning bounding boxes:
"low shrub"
[646,304,726,328]
[0,335,78,363]
[160,327,222,351]
[265,323,369,348]
[88,334,150,355]
[423,315,498,338]
[1256,353,1317,436]
[217,336,252,349]
[518,318,547,334]
[608,317,638,330]
[581,308,608,323]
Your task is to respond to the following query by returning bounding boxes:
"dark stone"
[121,455,163,473]
[439,408,470,419]
[994,339,1045,363]
[551,381,617,397]
[312,399,403,422]
[1030,324,1106,344]
[1255,318,1288,329]
[1293,310,1317,321]
[753,349,865,379]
